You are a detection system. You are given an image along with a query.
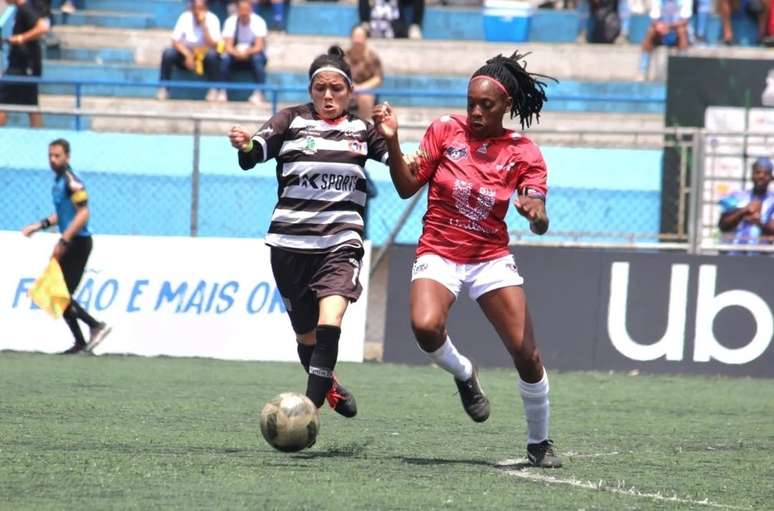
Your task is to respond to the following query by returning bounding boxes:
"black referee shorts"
[59,236,93,294]
[0,67,40,106]
[270,246,364,335]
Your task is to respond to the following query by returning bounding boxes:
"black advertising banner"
[383,245,774,377]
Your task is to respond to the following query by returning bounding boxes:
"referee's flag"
[28,259,71,319]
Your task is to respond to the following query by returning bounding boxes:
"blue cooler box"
[483,0,532,42]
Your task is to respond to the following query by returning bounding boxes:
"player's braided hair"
[471,51,556,129]
[308,46,353,87]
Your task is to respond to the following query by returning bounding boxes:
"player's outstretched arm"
[514,192,549,235]
[372,103,423,199]
[22,213,57,237]
[229,126,263,170]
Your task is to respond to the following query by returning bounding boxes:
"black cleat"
[59,343,86,355]
[86,322,112,353]
[454,367,490,422]
[326,376,357,418]
[527,439,562,468]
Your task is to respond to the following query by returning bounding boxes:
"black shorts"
[270,245,364,334]
[60,236,92,294]
[0,68,39,106]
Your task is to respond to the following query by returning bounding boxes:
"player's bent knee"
[411,314,445,346]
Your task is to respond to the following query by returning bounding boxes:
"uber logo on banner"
[608,262,773,365]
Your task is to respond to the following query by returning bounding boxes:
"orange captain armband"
[70,189,88,205]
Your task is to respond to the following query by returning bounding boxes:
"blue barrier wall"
[0,128,661,243]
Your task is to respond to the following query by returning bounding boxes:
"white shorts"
[411,253,524,300]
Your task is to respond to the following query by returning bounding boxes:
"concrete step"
[40,59,665,112]
[45,45,136,64]
[52,27,660,81]
[52,9,154,29]
[35,94,664,147]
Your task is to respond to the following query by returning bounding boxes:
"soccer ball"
[259,392,320,452]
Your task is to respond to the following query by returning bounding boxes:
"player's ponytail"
[471,51,556,129]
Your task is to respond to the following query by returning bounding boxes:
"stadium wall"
[0,232,370,361]
[0,128,662,243]
[383,245,774,377]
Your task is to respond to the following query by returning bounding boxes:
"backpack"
[590,0,621,43]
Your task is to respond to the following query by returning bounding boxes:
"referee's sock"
[305,325,340,408]
[63,306,87,346]
[70,301,99,329]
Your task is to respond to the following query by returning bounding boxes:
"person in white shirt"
[157,0,222,101]
[637,0,692,80]
[217,0,268,105]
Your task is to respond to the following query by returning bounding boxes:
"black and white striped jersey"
[247,103,388,252]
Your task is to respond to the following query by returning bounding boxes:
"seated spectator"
[0,0,48,128]
[156,0,222,102]
[345,25,383,120]
[217,0,268,105]
[637,0,692,80]
[718,157,774,248]
[718,0,771,44]
[358,0,423,38]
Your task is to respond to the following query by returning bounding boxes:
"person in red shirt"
[372,51,561,468]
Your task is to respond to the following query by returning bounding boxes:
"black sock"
[305,325,340,408]
[63,306,86,346]
[71,301,99,329]
[297,342,314,373]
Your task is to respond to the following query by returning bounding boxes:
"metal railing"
[1,105,770,259]
[0,74,665,130]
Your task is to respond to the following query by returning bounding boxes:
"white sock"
[424,336,473,381]
[518,371,550,445]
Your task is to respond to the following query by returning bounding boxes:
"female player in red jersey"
[372,51,561,468]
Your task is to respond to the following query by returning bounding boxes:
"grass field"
[1,352,772,510]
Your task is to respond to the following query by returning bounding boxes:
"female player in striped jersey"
[228,46,388,418]
[372,51,562,468]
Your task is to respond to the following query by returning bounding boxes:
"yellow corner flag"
[28,258,71,319]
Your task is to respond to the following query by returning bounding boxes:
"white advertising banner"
[0,232,369,362]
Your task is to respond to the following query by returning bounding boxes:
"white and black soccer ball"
[259,392,320,452]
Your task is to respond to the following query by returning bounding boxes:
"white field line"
[496,460,749,510]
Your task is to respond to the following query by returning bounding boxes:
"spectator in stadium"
[717,0,771,44]
[156,0,222,102]
[345,25,383,120]
[217,0,268,105]
[372,51,562,469]
[21,139,112,355]
[718,157,774,247]
[0,0,48,128]
[227,46,389,421]
[637,0,692,80]
[358,0,423,38]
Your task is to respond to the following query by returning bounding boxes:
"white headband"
[311,66,352,87]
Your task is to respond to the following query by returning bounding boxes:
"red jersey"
[414,114,548,263]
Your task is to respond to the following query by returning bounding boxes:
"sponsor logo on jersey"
[349,140,367,155]
[496,162,516,172]
[300,173,358,192]
[445,145,468,161]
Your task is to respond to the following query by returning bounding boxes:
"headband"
[311,66,353,87]
[470,75,510,98]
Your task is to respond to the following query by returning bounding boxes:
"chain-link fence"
[3,106,770,257]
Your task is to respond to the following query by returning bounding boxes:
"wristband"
[240,140,254,153]
[40,218,51,229]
